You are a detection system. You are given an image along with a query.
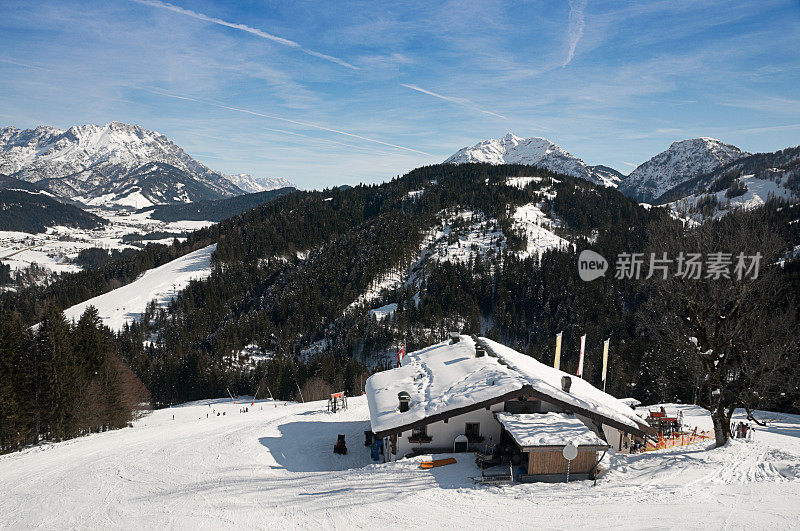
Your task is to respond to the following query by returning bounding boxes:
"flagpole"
[602,338,610,392]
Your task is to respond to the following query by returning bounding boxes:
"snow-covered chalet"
[365,335,655,481]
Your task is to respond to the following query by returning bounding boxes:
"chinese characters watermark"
[578,250,761,281]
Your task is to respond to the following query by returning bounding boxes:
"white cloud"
[563,0,587,67]
[129,0,359,70]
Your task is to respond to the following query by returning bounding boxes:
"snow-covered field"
[1,397,798,529]
[0,209,214,275]
[63,244,216,331]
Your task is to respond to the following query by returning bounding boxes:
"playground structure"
[327,392,348,413]
[642,409,712,452]
[645,427,712,451]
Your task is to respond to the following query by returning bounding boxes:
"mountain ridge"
[619,137,749,203]
[0,122,290,208]
[444,133,621,187]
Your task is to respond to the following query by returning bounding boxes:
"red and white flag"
[396,344,406,366]
[577,334,586,378]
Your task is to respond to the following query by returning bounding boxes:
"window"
[465,422,480,438]
[409,425,431,443]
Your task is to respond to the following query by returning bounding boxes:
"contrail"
[261,126,399,156]
[0,57,47,70]
[148,89,434,156]
[401,83,506,119]
[129,0,358,70]
[563,0,587,67]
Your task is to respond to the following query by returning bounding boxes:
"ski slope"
[63,244,216,331]
[1,397,798,529]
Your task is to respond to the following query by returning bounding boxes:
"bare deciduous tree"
[641,210,799,447]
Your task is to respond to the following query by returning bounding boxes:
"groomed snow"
[63,244,216,331]
[1,396,799,528]
[496,412,607,447]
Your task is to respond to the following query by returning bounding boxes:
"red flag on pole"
[397,344,406,367]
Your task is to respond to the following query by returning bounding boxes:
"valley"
[2,3,799,529]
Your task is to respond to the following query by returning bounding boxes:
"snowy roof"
[496,413,607,448]
[366,336,653,437]
[482,338,649,433]
[366,336,525,436]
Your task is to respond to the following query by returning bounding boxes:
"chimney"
[398,391,410,412]
[561,376,572,393]
[450,331,461,344]
[475,347,486,357]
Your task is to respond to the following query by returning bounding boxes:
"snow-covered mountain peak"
[619,138,748,202]
[444,134,620,187]
[223,173,295,194]
[0,121,247,207]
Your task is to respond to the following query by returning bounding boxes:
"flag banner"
[554,331,563,369]
[577,334,586,377]
[602,338,610,387]
[396,344,406,366]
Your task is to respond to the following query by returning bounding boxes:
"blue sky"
[1,0,798,189]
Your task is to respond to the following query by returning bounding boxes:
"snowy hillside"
[347,177,570,316]
[63,244,216,331]
[444,133,620,187]
[620,138,748,202]
[668,172,799,220]
[1,395,798,528]
[223,173,294,193]
[0,122,244,207]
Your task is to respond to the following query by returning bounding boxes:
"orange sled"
[420,457,457,469]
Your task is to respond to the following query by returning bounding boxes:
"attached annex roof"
[496,412,608,449]
[366,336,654,438]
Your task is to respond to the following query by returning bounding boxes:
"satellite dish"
[562,441,578,461]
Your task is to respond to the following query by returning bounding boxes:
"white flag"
[602,339,610,391]
[577,334,586,378]
[553,331,563,370]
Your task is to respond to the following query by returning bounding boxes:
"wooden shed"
[496,412,609,482]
